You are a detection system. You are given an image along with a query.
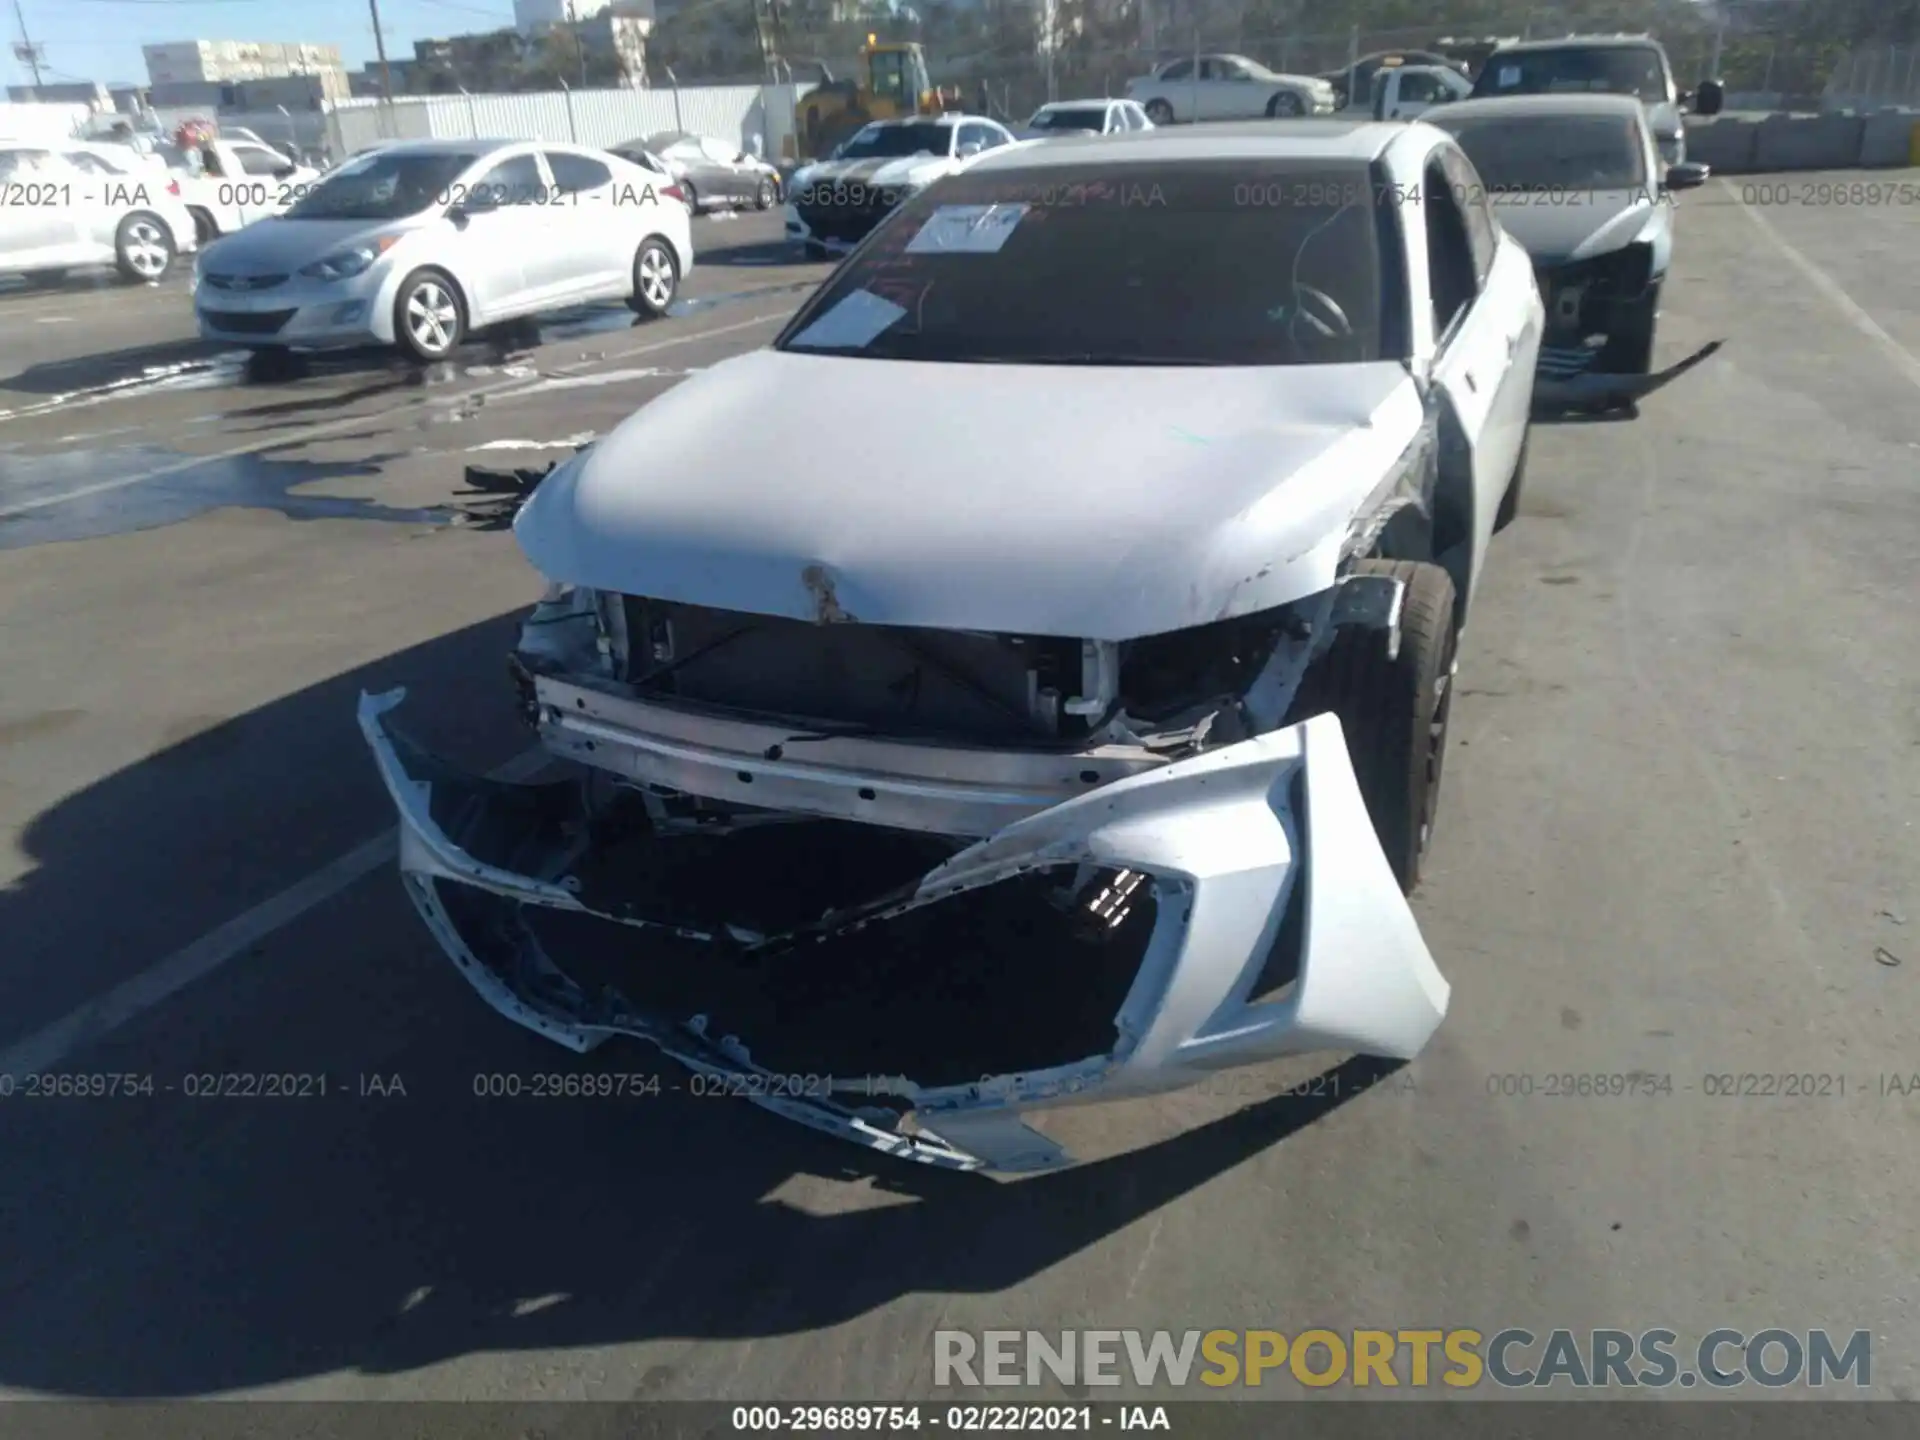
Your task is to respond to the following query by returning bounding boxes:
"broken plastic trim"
[1341,400,1438,561]
[1534,339,1724,413]
[357,687,1449,1174]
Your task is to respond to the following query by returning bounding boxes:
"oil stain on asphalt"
[0,446,451,551]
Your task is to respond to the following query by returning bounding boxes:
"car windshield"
[1470,45,1669,104]
[283,150,478,220]
[837,123,951,159]
[1440,113,1647,191]
[1029,107,1106,131]
[775,159,1400,367]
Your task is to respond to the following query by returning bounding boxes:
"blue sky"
[5,0,522,90]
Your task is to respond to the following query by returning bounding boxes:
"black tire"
[392,267,467,362]
[114,211,176,283]
[681,180,699,213]
[1266,91,1304,118]
[803,239,831,260]
[1144,99,1175,125]
[1286,558,1459,894]
[189,207,219,245]
[1604,281,1659,374]
[625,237,679,317]
[754,176,776,210]
[242,344,299,379]
[1494,427,1530,533]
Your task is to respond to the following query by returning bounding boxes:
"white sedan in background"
[192,138,694,362]
[1020,99,1155,139]
[0,142,197,284]
[1125,54,1339,124]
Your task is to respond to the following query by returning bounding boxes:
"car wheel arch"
[1425,400,1478,631]
[1366,396,1476,633]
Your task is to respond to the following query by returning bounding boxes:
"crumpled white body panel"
[358,689,1448,1173]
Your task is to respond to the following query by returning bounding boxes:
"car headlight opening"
[299,235,398,280]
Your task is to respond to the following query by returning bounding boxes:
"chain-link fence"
[1821,44,1920,111]
[708,2,1919,124]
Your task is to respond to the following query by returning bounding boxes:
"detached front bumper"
[358,689,1449,1174]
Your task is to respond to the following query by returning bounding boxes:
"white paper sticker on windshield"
[1496,65,1521,86]
[905,203,1032,254]
[786,288,909,350]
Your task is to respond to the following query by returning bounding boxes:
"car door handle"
[1506,332,1520,356]
[1463,370,1478,393]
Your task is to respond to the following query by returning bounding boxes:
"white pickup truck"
[1369,64,1474,121]
[162,137,323,243]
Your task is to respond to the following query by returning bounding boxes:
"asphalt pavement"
[0,187,1915,1404]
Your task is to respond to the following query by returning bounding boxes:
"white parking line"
[0,309,785,518]
[1724,178,1920,392]
[0,745,550,1077]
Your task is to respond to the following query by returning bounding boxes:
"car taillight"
[661,183,686,203]
[166,178,181,196]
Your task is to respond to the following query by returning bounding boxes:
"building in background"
[5,80,112,106]
[141,40,347,87]
[577,10,653,85]
[408,29,531,91]
[513,0,616,37]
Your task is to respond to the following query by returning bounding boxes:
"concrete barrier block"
[1753,113,1867,170]
[1685,118,1758,173]
[1859,111,1920,167]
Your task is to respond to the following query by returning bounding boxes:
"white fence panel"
[318,83,818,165]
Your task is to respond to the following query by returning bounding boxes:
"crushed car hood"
[513,350,1423,639]
[1492,188,1660,268]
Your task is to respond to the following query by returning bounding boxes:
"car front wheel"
[755,177,776,209]
[1266,92,1304,117]
[114,212,176,283]
[1286,557,1459,894]
[393,268,466,362]
[626,238,678,317]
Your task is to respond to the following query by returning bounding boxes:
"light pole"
[368,0,395,106]
[565,0,587,84]
[11,0,46,89]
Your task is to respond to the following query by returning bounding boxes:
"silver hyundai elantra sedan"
[192,137,695,362]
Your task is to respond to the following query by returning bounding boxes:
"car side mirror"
[1665,161,1710,191]
[1693,79,1725,116]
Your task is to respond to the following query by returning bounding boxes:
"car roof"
[1435,93,1649,121]
[350,138,520,158]
[1033,99,1114,110]
[1489,35,1666,54]
[969,119,1400,171]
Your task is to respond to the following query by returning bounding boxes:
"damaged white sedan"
[361,121,1543,1173]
